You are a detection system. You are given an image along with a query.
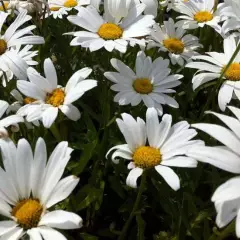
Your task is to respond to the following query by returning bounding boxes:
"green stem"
[200,42,240,118]
[118,173,146,240]
[209,221,235,240]
[50,123,61,142]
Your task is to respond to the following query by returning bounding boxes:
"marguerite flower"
[0,10,44,79]
[106,108,203,189]
[66,0,155,53]
[104,51,183,115]
[0,137,82,239]
[218,0,240,37]
[148,18,202,66]
[0,100,23,138]
[186,35,240,112]
[48,0,90,19]
[187,107,240,238]
[0,45,38,86]
[17,58,97,128]
[7,89,40,128]
[175,0,221,32]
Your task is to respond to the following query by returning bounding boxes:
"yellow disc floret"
[163,38,184,54]
[12,199,43,230]
[224,63,240,81]
[98,23,123,40]
[0,39,7,55]
[133,146,161,168]
[46,88,65,107]
[24,97,36,104]
[50,6,61,11]
[133,78,153,94]
[64,0,77,8]
[194,11,213,23]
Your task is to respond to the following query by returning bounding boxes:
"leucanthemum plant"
[175,0,221,32]
[107,108,203,189]
[0,10,44,80]
[187,107,240,238]
[47,0,90,19]
[16,58,97,128]
[66,0,155,52]
[148,18,202,66]
[0,138,82,239]
[187,35,240,111]
[104,51,183,115]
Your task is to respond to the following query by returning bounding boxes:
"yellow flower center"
[0,39,7,55]
[163,38,184,54]
[50,6,61,11]
[194,11,213,23]
[223,63,240,81]
[0,2,8,11]
[24,97,36,104]
[97,23,123,40]
[64,0,77,8]
[133,78,153,94]
[133,146,161,168]
[46,88,65,107]
[12,199,43,230]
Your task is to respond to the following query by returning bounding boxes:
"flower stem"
[50,123,61,142]
[118,172,146,240]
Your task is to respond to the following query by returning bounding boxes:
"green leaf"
[80,233,98,240]
[136,214,146,240]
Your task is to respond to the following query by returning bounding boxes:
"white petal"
[45,175,79,208]
[126,167,143,188]
[155,165,180,191]
[44,58,58,89]
[42,107,58,128]
[38,227,67,240]
[60,104,81,121]
[39,210,82,229]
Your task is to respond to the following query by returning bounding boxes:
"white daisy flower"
[7,89,40,128]
[218,0,240,37]
[47,0,90,19]
[175,0,221,32]
[0,137,82,239]
[17,58,97,128]
[186,107,240,238]
[148,18,202,66]
[66,0,155,53]
[106,108,203,189]
[0,45,38,86]
[104,51,183,115]
[0,100,24,138]
[186,35,240,112]
[0,10,44,80]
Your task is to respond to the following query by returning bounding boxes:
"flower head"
[0,138,82,238]
[148,18,202,66]
[107,108,203,189]
[104,51,183,115]
[187,35,240,112]
[66,0,155,53]
[17,58,97,128]
[175,0,221,32]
